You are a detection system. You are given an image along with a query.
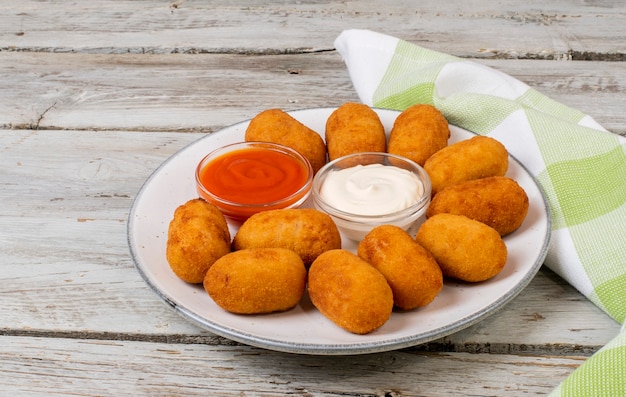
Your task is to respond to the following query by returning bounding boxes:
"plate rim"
[127,106,552,355]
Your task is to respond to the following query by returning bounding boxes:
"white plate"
[128,107,551,355]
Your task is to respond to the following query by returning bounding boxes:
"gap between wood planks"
[0,328,603,357]
[1,46,624,61]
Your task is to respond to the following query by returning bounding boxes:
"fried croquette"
[308,249,394,334]
[245,108,327,173]
[203,248,307,314]
[358,225,443,310]
[415,214,507,282]
[232,208,341,266]
[424,135,508,195]
[387,104,450,166]
[325,103,386,161]
[166,198,231,283]
[427,176,529,236]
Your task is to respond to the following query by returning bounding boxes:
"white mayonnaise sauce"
[319,163,424,216]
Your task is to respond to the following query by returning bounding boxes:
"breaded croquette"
[204,248,307,314]
[415,214,507,282]
[325,102,386,161]
[232,208,341,266]
[387,104,450,166]
[424,135,508,195]
[427,176,529,235]
[308,249,394,334]
[358,225,443,310]
[245,108,327,173]
[166,198,231,283]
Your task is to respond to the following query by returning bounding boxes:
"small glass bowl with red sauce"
[195,141,314,220]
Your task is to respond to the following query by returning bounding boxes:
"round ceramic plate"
[128,107,551,355]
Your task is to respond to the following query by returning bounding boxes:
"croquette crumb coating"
[204,248,307,314]
[232,208,341,266]
[387,104,450,166]
[245,108,327,173]
[166,198,231,284]
[427,176,529,236]
[358,225,443,310]
[424,136,508,195]
[325,102,386,161]
[308,249,394,334]
[415,214,507,282]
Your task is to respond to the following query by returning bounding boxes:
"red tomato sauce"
[199,147,309,204]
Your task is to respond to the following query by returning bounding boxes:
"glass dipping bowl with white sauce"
[312,152,432,241]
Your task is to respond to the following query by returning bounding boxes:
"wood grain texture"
[0,335,587,396]
[0,1,623,395]
[0,53,624,134]
[2,0,624,59]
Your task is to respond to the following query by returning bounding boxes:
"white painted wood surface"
[2,0,625,59]
[0,1,623,396]
[1,53,625,134]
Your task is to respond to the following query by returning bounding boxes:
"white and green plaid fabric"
[335,29,625,396]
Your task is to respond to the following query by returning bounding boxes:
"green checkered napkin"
[335,29,625,396]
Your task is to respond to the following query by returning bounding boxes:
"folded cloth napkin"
[334,29,625,396]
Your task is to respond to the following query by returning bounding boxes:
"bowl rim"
[312,151,431,221]
[195,141,314,210]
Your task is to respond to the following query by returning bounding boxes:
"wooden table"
[1,1,624,395]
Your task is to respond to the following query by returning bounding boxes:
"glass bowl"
[196,141,313,221]
[312,152,431,241]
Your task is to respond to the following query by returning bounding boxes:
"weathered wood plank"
[1,130,620,351]
[0,52,624,134]
[0,335,586,396]
[1,0,624,59]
